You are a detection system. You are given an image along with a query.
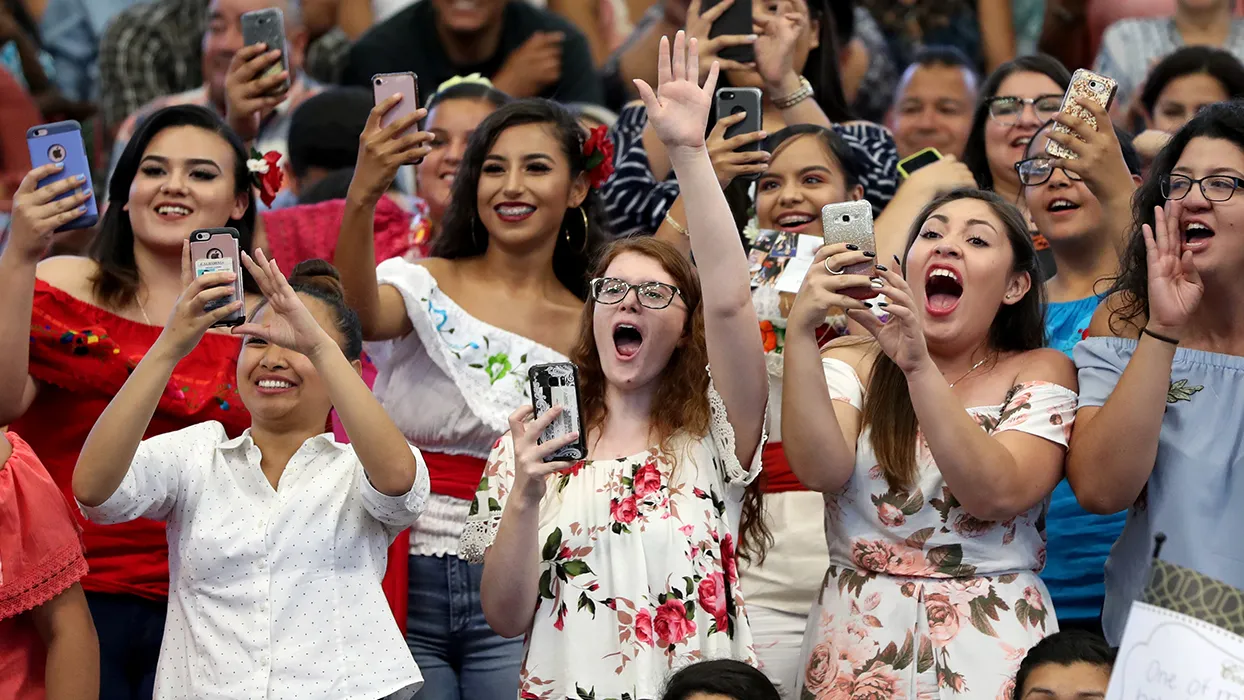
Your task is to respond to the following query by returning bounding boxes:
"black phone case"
[716,88,763,153]
[528,363,587,463]
[241,8,290,95]
[702,0,755,63]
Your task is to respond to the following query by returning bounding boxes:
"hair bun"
[288,258,345,299]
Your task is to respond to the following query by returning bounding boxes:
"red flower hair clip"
[582,125,615,189]
[247,149,284,207]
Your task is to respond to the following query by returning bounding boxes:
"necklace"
[137,290,154,326]
[947,356,990,388]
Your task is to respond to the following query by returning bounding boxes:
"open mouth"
[1011,135,1033,149]
[776,212,816,232]
[154,203,194,221]
[495,202,536,223]
[925,266,964,317]
[255,376,298,395]
[1047,198,1080,214]
[612,323,644,360]
[1183,221,1215,250]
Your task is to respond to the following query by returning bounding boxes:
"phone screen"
[898,148,942,177]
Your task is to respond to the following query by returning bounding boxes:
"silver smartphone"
[241,8,290,95]
[821,201,876,300]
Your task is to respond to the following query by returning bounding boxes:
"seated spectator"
[661,659,781,700]
[1094,0,1244,111]
[39,0,138,103]
[281,86,372,202]
[1131,46,1244,164]
[341,0,603,105]
[887,45,980,160]
[108,0,322,196]
[1008,630,1115,699]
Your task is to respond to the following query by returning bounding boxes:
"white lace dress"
[460,379,765,700]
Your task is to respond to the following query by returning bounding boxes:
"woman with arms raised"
[333,93,608,697]
[1068,101,1244,645]
[72,250,429,699]
[458,32,769,699]
[783,189,1078,697]
[0,104,257,699]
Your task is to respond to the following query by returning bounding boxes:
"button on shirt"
[79,421,430,700]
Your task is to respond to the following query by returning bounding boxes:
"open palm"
[1144,204,1203,331]
[634,31,718,151]
[233,250,333,357]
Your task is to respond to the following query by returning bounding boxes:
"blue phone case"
[26,121,98,233]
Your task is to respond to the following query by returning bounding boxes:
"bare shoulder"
[820,336,878,383]
[1088,292,1142,340]
[1011,347,1078,392]
[35,256,99,301]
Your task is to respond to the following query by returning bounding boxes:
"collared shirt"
[106,76,323,201]
[1094,16,1244,110]
[79,421,429,700]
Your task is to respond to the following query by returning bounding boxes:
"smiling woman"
[0,104,258,698]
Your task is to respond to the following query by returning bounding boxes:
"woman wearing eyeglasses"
[1015,106,1141,639]
[460,34,768,699]
[1067,100,1244,645]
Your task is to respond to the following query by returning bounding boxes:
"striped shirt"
[600,102,899,238]
[1094,16,1244,111]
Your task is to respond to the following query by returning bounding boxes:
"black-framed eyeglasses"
[590,277,684,310]
[1161,174,1244,202]
[986,95,1063,125]
[1015,156,1083,186]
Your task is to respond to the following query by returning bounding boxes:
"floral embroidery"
[1167,378,1204,404]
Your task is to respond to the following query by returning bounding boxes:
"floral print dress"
[797,359,1078,700]
[460,379,764,700]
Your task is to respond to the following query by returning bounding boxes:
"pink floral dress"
[797,359,1078,700]
[460,380,764,700]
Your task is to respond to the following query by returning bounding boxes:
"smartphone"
[26,121,97,233]
[528,362,587,463]
[372,72,420,135]
[188,228,245,328]
[241,8,290,96]
[821,201,877,300]
[1045,69,1117,160]
[701,0,754,63]
[897,147,942,178]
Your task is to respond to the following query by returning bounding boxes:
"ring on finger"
[824,259,844,275]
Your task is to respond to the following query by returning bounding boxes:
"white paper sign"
[1107,602,1244,700]
[774,258,811,294]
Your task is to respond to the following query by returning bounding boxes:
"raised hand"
[786,243,874,332]
[224,43,290,143]
[156,241,244,359]
[506,406,581,508]
[753,0,807,90]
[635,31,718,153]
[492,31,564,98]
[5,165,93,263]
[347,95,434,208]
[1142,203,1203,338]
[684,0,757,79]
[706,112,770,188]
[845,261,933,375]
[1045,96,1134,199]
[232,250,335,357]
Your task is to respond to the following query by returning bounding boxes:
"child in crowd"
[1009,630,1115,699]
[72,248,429,699]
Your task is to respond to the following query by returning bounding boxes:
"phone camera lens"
[841,215,850,223]
[374,77,382,86]
[723,91,734,99]
[47,145,66,163]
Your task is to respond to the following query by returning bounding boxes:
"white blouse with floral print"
[460,379,764,700]
[797,358,1078,700]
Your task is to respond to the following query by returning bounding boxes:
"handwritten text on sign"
[1108,603,1244,700]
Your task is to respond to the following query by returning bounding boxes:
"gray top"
[1076,336,1244,644]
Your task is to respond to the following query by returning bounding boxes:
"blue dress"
[1042,298,1127,626]
[1076,336,1244,644]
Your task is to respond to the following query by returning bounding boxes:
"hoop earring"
[579,206,589,252]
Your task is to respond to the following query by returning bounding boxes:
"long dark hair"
[429,99,608,300]
[252,259,363,362]
[91,104,256,309]
[962,55,1071,190]
[1140,46,1244,117]
[862,189,1045,489]
[1107,100,1244,332]
[424,79,511,116]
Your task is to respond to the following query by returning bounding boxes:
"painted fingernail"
[863,251,876,258]
[893,255,902,265]
[78,206,87,213]
[845,244,859,251]
[875,264,887,272]
[54,162,64,169]
[75,174,86,182]
[863,302,873,308]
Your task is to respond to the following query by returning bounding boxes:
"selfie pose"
[459,33,768,699]
[784,189,1077,697]
[73,249,428,699]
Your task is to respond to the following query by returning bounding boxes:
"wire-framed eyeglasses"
[1161,174,1244,202]
[590,277,684,310]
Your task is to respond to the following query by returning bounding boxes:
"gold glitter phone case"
[1046,69,1117,160]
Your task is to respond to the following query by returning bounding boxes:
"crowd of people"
[3,0,1244,699]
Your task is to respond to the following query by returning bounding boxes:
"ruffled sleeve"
[987,381,1079,447]
[1073,336,1132,409]
[707,369,768,487]
[0,433,88,621]
[821,357,865,410]
[458,435,519,564]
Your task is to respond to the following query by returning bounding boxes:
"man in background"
[886,45,978,159]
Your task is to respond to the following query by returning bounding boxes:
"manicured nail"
[747,34,759,41]
[863,302,873,308]
[54,162,64,169]
[75,174,86,182]
[875,264,887,272]
[863,251,876,258]
[893,255,902,265]
[845,244,859,251]
[78,206,87,213]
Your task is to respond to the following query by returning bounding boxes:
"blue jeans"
[406,554,524,700]
[87,591,165,700]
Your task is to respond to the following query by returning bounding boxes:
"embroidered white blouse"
[78,421,430,700]
[368,259,568,558]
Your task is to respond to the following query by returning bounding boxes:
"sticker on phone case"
[194,258,235,310]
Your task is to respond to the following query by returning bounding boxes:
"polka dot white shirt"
[79,421,429,700]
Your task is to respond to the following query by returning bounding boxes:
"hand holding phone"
[349,95,434,207]
[188,228,246,328]
[372,72,419,135]
[713,87,766,183]
[693,0,756,68]
[528,363,587,463]
[1046,69,1117,160]
[156,239,245,358]
[240,8,290,95]
[22,121,98,239]
[898,148,942,179]
[820,200,878,300]
[225,41,290,142]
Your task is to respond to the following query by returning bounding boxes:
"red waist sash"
[761,442,808,494]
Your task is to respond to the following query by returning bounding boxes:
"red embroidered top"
[10,280,251,600]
